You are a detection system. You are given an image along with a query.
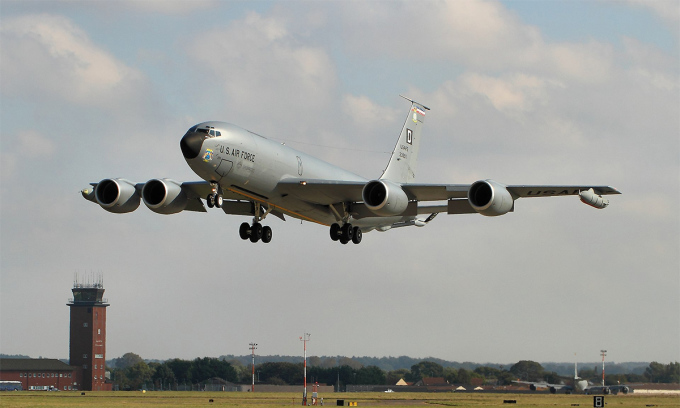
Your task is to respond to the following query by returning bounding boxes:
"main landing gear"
[329,223,362,245]
[239,202,272,243]
[239,222,272,243]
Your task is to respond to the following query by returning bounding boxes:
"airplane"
[513,362,630,395]
[81,95,620,244]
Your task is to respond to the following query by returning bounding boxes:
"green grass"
[0,391,677,408]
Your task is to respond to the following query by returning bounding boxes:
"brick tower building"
[67,278,111,391]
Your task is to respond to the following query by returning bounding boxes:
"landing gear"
[206,193,223,208]
[206,183,223,209]
[239,222,272,243]
[330,223,362,245]
[352,226,362,244]
[238,203,273,243]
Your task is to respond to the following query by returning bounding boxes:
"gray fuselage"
[180,121,411,230]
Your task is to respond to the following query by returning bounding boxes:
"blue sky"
[1,1,678,365]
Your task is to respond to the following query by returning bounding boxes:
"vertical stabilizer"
[381,96,430,183]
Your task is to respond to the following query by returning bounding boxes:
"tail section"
[381,96,430,183]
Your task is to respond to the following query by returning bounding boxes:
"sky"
[1,0,678,366]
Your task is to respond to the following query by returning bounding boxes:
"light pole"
[600,350,607,387]
[250,342,258,392]
[300,333,310,405]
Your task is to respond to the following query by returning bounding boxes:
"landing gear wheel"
[340,237,349,245]
[261,226,272,243]
[352,227,362,244]
[341,223,353,241]
[215,194,223,208]
[239,222,250,240]
[206,193,215,208]
[330,223,340,241]
[250,223,263,243]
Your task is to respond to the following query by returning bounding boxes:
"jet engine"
[362,179,409,216]
[468,180,514,216]
[142,178,189,214]
[579,188,609,209]
[94,178,141,213]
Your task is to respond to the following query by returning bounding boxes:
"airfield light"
[300,333,311,405]
[600,350,607,387]
[250,343,257,392]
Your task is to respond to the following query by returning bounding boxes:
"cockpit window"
[216,131,221,136]
[197,128,209,134]
[209,129,215,136]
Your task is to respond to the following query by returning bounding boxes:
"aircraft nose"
[180,130,205,159]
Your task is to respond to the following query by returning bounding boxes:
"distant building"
[0,358,77,391]
[67,278,112,391]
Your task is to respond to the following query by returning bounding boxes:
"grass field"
[1,391,678,408]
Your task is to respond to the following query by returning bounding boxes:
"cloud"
[0,14,145,108]
[113,0,218,15]
[337,1,544,71]
[625,0,680,28]
[342,95,400,129]
[185,11,338,132]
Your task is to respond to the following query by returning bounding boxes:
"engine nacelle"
[94,178,141,213]
[579,188,609,209]
[142,178,188,214]
[362,179,409,216]
[468,180,514,216]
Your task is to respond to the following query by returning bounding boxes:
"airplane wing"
[82,179,262,215]
[275,178,620,206]
[513,380,572,393]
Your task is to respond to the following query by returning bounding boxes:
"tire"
[206,194,215,208]
[352,227,362,244]
[239,222,250,240]
[340,237,349,245]
[330,223,340,241]
[250,223,263,243]
[215,194,223,208]
[262,226,272,243]
[341,223,353,241]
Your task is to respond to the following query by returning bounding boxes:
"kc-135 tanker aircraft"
[82,96,620,244]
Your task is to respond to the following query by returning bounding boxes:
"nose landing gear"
[206,183,223,209]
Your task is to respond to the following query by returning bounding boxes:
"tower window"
[83,322,88,327]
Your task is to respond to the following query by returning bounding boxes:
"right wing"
[82,178,256,216]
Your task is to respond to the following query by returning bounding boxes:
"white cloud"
[0,14,144,107]
[459,73,563,114]
[114,0,218,15]
[342,95,399,129]
[186,11,338,132]
[337,0,543,70]
[625,0,680,27]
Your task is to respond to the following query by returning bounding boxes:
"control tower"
[67,276,109,391]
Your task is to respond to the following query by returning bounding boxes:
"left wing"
[275,178,620,214]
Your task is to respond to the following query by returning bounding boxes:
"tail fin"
[381,96,430,183]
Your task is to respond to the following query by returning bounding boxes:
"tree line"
[108,353,679,391]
